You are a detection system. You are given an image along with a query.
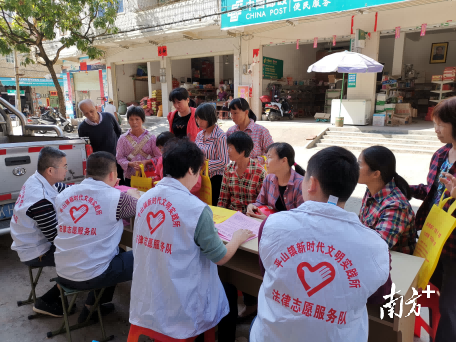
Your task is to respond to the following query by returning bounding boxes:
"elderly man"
[77,99,125,184]
[10,147,70,317]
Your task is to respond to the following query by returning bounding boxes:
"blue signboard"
[0,77,64,87]
[221,0,407,30]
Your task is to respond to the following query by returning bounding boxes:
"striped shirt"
[226,119,274,162]
[253,169,304,211]
[195,125,229,178]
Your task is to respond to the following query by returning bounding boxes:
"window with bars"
[5,53,14,64]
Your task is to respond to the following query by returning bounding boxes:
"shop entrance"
[261,40,349,120]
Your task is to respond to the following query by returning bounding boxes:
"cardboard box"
[376,93,387,101]
[385,104,396,109]
[376,105,385,112]
[432,75,443,81]
[314,113,331,120]
[395,103,413,116]
[373,113,386,126]
[328,75,336,84]
[376,101,386,105]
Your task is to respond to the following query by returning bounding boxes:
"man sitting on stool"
[10,146,69,317]
[54,152,140,323]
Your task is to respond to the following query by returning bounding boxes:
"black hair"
[362,146,411,200]
[163,138,205,179]
[37,147,66,174]
[86,152,117,180]
[227,131,254,158]
[306,146,359,203]
[195,103,218,127]
[156,131,175,147]
[267,143,305,176]
[126,106,145,123]
[433,97,456,140]
[169,87,189,103]
[229,97,257,122]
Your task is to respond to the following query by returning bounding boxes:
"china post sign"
[221,0,407,30]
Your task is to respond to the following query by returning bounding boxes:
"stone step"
[321,136,443,146]
[325,131,439,141]
[328,127,436,136]
[315,142,436,154]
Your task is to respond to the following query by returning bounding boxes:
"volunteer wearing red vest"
[358,146,416,254]
[167,87,202,142]
[250,146,391,342]
[410,97,456,342]
[129,139,253,341]
[54,152,140,324]
[10,147,69,317]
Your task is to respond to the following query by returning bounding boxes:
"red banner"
[98,69,105,105]
[420,23,427,37]
[351,16,354,34]
[395,26,401,39]
[313,37,318,48]
[374,12,378,32]
[158,46,168,57]
[296,40,300,49]
[253,48,260,57]
[66,72,72,103]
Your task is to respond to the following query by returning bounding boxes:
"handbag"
[414,194,456,289]
[130,164,153,192]
[199,160,212,205]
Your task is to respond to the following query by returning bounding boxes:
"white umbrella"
[307,51,384,119]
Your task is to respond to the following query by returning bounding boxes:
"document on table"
[209,205,237,224]
[215,211,261,242]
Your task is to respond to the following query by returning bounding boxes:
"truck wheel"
[64,124,74,133]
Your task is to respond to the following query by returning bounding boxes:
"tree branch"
[52,45,66,65]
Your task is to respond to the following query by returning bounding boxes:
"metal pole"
[338,73,345,117]
[14,50,22,112]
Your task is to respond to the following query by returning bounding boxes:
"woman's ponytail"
[394,173,411,200]
[248,109,257,122]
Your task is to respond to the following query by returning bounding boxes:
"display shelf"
[430,81,455,103]
[430,100,440,103]
[430,90,454,94]
[432,80,456,85]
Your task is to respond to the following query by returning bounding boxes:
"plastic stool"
[127,324,215,342]
[414,283,440,340]
[46,278,114,342]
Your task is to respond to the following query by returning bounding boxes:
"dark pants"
[23,244,61,303]
[123,178,131,187]
[243,293,258,307]
[210,175,223,206]
[58,250,133,306]
[430,257,456,342]
[117,163,127,186]
[195,283,238,342]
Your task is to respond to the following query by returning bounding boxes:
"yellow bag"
[130,164,153,192]
[414,194,456,289]
[199,160,212,205]
[262,155,268,174]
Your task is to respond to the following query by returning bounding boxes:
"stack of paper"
[209,205,237,224]
[215,211,261,243]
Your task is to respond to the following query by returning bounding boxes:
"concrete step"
[328,127,436,136]
[325,131,440,141]
[315,142,436,154]
[321,136,443,146]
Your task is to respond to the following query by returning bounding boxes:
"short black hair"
[169,87,189,103]
[86,152,117,180]
[227,131,254,158]
[195,103,218,127]
[306,146,359,202]
[37,147,66,174]
[229,97,257,122]
[433,97,456,140]
[156,131,175,147]
[163,138,204,179]
[126,106,145,123]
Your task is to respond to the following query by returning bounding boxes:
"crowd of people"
[8,91,456,341]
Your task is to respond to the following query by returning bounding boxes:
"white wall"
[115,62,158,103]
[222,54,234,81]
[379,36,395,76]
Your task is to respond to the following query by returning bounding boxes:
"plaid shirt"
[359,180,416,255]
[195,125,229,178]
[411,143,456,259]
[226,119,274,162]
[253,169,304,211]
[217,159,266,213]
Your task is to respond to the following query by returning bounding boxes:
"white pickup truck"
[0,98,90,222]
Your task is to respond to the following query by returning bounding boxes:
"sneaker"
[32,298,63,317]
[78,303,115,324]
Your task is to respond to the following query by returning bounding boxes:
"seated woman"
[129,139,253,342]
[227,98,273,164]
[358,146,416,254]
[154,132,201,197]
[116,106,161,186]
[195,103,230,205]
[217,131,266,214]
[247,142,305,220]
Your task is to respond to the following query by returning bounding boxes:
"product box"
[385,103,396,110]
[432,75,443,81]
[395,115,411,125]
[395,103,413,116]
[376,105,385,112]
[376,93,387,101]
[376,101,386,106]
[442,84,453,91]
[373,113,386,126]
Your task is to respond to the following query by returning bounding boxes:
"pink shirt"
[116,129,161,179]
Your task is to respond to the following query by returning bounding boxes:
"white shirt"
[54,178,122,281]
[129,177,229,339]
[250,201,390,342]
[104,103,117,115]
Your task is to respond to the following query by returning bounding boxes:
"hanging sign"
[6,89,25,96]
[348,74,357,88]
[351,15,355,34]
[263,57,284,80]
[80,62,87,71]
[158,46,168,57]
[395,26,401,39]
[253,48,260,58]
[313,37,318,48]
[420,23,427,36]
[332,35,336,47]
[221,0,407,30]
[296,39,300,49]
[237,85,249,99]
